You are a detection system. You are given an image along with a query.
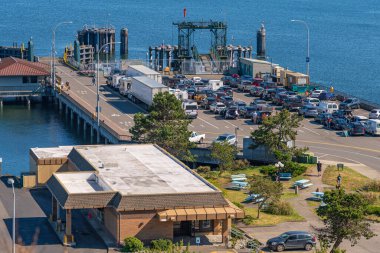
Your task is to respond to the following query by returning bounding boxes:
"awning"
[158,205,244,222]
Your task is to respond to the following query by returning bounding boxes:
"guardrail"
[60,90,131,142]
[311,82,380,111]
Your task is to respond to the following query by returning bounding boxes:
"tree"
[210,142,237,174]
[129,92,193,160]
[316,189,375,252]
[249,176,283,218]
[251,109,306,163]
[122,237,144,252]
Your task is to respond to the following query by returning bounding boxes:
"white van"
[317,102,338,114]
[365,119,380,136]
[182,100,198,119]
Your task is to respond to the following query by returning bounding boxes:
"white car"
[303,97,320,107]
[311,90,325,98]
[369,109,380,119]
[210,102,226,114]
[352,115,368,126]
[189,132,205,143]
[213,134,236,145]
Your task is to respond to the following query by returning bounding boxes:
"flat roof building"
[40,144,243,246]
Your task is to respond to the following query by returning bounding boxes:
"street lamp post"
[291,19,310,77]
[235,127,240,148]
[96,42,121,143]
[51,21,73,92]
[7,178,15,253]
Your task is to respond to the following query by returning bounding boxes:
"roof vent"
[98,161,104,168]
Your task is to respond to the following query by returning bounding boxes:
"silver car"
[213,134,237,145]
[299,106,319,118]
[369,109,380,119]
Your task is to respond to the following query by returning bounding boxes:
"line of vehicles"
[106,67,380,140]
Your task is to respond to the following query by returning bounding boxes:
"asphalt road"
[56,64,380,174]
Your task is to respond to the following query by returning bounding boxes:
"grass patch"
[322,165,369,191]
[200,166,306,226]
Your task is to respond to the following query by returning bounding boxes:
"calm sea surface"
[0,103,85,175]
[0,0,379,174]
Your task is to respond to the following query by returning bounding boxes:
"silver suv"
[266,231,316,252]
[369,109,380,119]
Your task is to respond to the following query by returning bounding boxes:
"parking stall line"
[302,126,320,136]
[197,117,219,129]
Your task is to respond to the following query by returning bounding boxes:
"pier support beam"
[59,100,62,112]
[90,125,94,144]
[0,100,3,108]
[70,110,74,127]
[76,115,81,133]
[97,129,100,144]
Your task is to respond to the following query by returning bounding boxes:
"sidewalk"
[239,162,380,253]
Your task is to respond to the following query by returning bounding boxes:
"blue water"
[0,104,85,175]
[1,0,379,102]
[0,0,379,174]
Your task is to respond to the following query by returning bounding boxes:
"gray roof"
[132,76,166,88]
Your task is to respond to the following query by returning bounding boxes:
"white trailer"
[127,76,169,108]
[119,77,132,96]
[208,80,223,91]
[112,74,124,89]
[127,65,162,84]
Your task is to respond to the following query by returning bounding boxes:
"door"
[285,235,299,249]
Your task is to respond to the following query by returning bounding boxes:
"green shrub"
[360,192,378,205]
[150,239,172,251]
[331,249,347,253]
[122,237,144,252]
[259,165,277,176]
[362,180,380,192]
[265,200,294,215]
[366,205,380,216]
[196,166,210,173]
[242,215,254,225]
[284,161,307,177]
[232,159,251,170]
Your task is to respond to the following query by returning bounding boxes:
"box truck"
[126,76,169,108]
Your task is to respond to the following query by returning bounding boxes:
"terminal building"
[29,144,243,246]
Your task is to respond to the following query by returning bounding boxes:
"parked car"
[241,106,256,118]
[339,98,360,109]
[220,96,234,106]
[213,134,236,145]
[262,88,276,101]
[209,102,226,114]
[188,132,205,143]
[266,231,316,252]
[225,108,239,119]
[303,97,320,107]
[238,80,254,92]
[364,119,380,136]
[256,110,273,124]
[249,86,264,97]
[316,102,338,114]
[216,86,233,96]
[348,122,365,136]
[351,115,368,126]
[298,105,319,118]
[221,76,235,86]
[201,97,216,109]
[331,118,350,130]
[250,99,269,111]
[333,109,353,119]
[315,113,333,124]
[318,91,336,101]
[283,96,303,111]
[369,109,380,119]
[273,92,289,106]
[311,89,325,98]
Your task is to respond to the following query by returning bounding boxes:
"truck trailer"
[126,76,169,108]
[127,65,162,84]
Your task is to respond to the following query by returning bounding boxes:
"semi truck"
[126,65,162,84]
[123,76,169,108]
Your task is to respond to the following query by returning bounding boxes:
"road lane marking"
[306,145,380,161]
[298,129,305,133]
[197,117,219,129]
[225,126,230,128]
[297,140,380,154]
[223,120,238,128]
[302,127,320,135]
[200,124,205,128]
